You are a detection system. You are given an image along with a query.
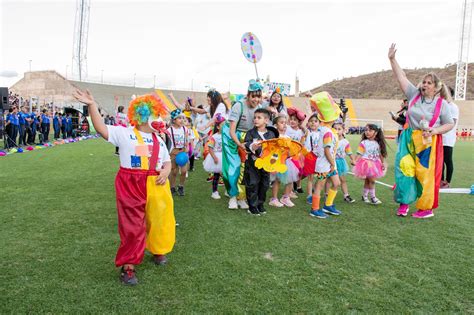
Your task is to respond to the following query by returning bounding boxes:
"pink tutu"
[276,158,300,184]
[353,158,386,179]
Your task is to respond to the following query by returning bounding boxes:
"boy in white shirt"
[73,89,175,286]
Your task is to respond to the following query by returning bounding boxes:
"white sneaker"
[237,199,249,209]
[224,191,230,198]
[280,196,295,207]
[289,191,299,199]
[211,191,221,199]
[269,198,284,207]
[362,195,370,203]
[228,197,238,209]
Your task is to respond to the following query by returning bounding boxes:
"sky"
[0,0,469,94]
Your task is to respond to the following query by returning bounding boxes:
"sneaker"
[269,198,284,207]
[224,191,230,198]
[280,196,295,207]
[306,195,312,205]
[206,174,214,182]
[289,191,299,199]
[440,181,450,189]
[114,152,119,156]
[296,187,304,194]
[171,187,177,195]
[397,204,409,217]
[153,254,168,266]
[362,195,370,203]
[257,205,267,214]
[322,205,342,216]
[247,208,261,216]
[237,199,249,209]
[344,195,355,203]
[177,186,185,196]
[309,209,328,219]
[228,197,238,209]
[211,191,221,199]
[120,267,138,286]
[218,179,224,186]
[370,197,382,205]
[412,209,434,219]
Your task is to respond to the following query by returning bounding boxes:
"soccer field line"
[347,172,472,194]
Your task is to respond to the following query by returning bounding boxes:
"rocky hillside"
[308,63,474,100]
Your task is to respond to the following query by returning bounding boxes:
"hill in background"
[308,63,474,100]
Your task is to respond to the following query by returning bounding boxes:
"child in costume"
[73,89,175,286]
[286,107,306,194]
[243,108,278,215]
[223,79,264,210]
[203,114,225,199]
[353,124,387,204]
[331,122,356,203]
[268,114,300,208]
[167,109,189,196]
[303,113,320,204]
[309,92,342,219]
[185,116,197,172]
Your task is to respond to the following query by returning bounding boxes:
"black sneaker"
[120,267,138,286]
[293,182,298,191]
[257,205,267,214]
[177,186,185,196]
[247,208,261,216]
[153,254,168,266]
[171,187,177,195]
[296,187,304,194]
[344,195,355,203]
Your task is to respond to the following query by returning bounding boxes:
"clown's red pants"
[114,167,175,267]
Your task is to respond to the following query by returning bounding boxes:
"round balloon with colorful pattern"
[241,32,262,63]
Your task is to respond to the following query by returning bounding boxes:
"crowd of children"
[72,66,459,285]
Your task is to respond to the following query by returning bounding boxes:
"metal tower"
[455,0,473,100]
[72,0,90,81]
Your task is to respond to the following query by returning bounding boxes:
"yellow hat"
[309,91,341,122]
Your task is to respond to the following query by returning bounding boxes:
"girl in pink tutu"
[353,124,388,204]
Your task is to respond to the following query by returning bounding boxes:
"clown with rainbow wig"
[73,89,175,286]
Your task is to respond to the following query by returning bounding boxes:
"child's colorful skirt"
[276,158,300,184]
[203,152,222,173]
[336,157,349,176]
[353,158,385,179]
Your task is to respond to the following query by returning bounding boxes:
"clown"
[309,92,343,219]
[222,79,264,210]
[388,44,454,218]
[73,89,175,286]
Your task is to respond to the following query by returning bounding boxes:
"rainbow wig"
[127,94,168,127]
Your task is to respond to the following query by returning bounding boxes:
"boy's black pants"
[243,159,270,210]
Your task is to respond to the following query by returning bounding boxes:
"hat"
[309,92,341,123]
[170,109,185,120]
[287,107,306,122]
[248,79,263,92]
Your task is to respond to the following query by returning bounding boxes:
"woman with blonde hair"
[388,44,454,219]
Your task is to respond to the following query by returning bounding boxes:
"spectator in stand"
[40,109,51,143]
[441,87,459,188]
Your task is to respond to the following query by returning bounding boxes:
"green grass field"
[1,135,473,313]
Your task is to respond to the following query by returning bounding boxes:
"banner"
[263,82,291,96]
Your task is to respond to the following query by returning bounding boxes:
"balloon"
[10,148,17,153]
[175,152,189,167]
[0,151,6,156]
[26,146,34,151]
[17,148,24,153]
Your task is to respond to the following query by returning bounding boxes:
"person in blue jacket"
[40,109,51,143]
[27,111,38,144]
[61,113,67,139]
[53,112,61,139]
[18,106,31,146]
[5,106,19,149]
[66,113,73,137]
